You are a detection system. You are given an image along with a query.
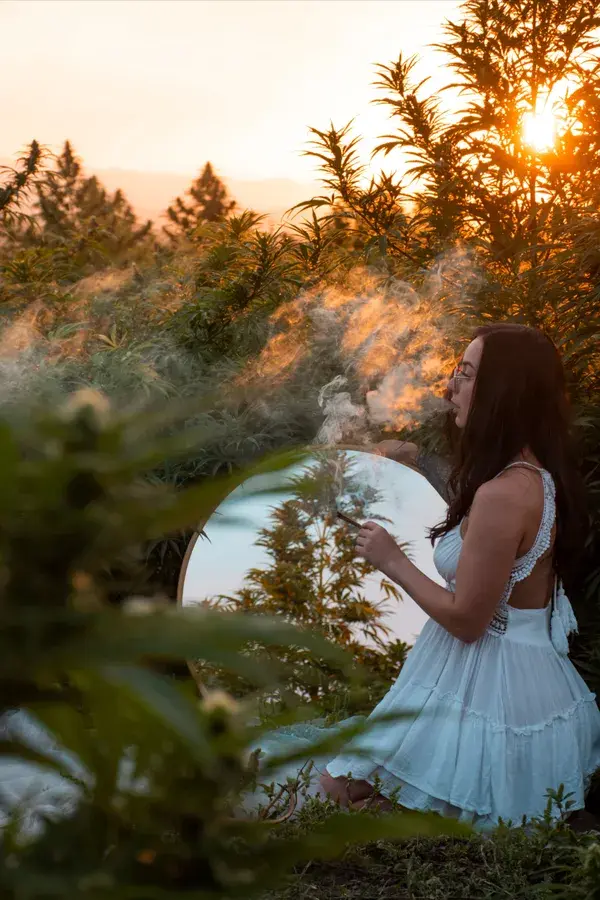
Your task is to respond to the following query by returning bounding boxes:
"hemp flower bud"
[201,690,239,716]
[62,388,110,422]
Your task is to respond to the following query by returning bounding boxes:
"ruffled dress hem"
[323,675,600,831]
[324,754,600,831]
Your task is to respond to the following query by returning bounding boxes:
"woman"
[316,323,600,830]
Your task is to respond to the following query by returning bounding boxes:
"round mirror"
[178,450,447,650]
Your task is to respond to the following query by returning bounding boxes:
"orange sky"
[1,0,461,183]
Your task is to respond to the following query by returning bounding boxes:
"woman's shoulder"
[475,465,544,516]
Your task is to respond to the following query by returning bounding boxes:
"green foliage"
[163,161,237,241]
[260,784,600,900]
[286,211,347,283]
[34,142,153,268]
[1,141,154,301]
[289,121,418,271]
[0,141,48,228]
[167,210,304,358]
[2,0,600,892]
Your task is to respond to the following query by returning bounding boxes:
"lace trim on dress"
[485,463,557,639]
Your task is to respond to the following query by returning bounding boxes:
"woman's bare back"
[461,460,556,610]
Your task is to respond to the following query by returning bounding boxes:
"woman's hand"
[355,521,405,572]
[374,440,419,465]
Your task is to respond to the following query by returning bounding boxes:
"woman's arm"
[357,479,525,642]
[383,553,471,640]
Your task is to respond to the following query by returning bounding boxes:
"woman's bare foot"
[319,772,395,811]
[319,772,373,806]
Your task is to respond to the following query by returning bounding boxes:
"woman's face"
[448,337,483,429]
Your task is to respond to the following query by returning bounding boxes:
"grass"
[258,795,598,900]
[264,835,545,899]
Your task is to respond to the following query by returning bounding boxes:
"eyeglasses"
[449,364,473,393]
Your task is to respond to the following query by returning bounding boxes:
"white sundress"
[321,461,600,830]
[239,461,600,831]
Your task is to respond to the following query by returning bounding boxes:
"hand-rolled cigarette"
[336,509,362,529]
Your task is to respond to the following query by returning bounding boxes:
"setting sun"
[521,106,557,153]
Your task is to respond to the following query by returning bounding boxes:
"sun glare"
[521,107,557,153]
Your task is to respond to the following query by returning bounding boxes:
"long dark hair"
[429,323,588,585]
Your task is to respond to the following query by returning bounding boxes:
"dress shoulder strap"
[497,460,546,476]
[501,463,556,574]
[491,461,556,598]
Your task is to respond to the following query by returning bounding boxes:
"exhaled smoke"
[0,265,208,417]
[316,376,366,445]
[246,246,482,447]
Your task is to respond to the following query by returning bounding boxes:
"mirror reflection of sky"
[182,452,447,644]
